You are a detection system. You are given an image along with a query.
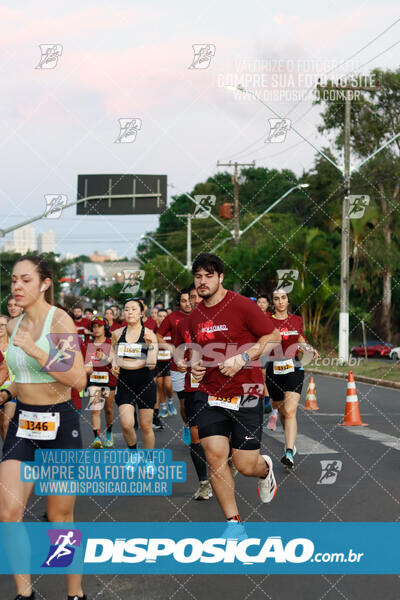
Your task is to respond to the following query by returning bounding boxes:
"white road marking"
[344,427,400,451]
[263,428,338,454]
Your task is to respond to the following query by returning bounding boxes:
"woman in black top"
[111,298,158,449]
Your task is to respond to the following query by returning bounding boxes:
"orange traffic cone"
[340,371,368,426]
[303,376,319,410]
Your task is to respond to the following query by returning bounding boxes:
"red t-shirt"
[83,338,117,387]
[74,317,92,343]
[188,290,276,397]
[175,317,199,392]
[143,316,157,331]
[157,310,190,371]
[270,314,305,360]
[108,321,121,332]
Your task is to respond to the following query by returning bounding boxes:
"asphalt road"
[1,374,400,599]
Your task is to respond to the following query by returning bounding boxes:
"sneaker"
[91,436,103,449]
[221,522,248,542]
[152,414,164,430]
[167,400,177,416]
[194,480,213,501]
[228,456,238,478]
[258,455,277,503]
[284,445,297,457]
[159,403,169,418]
[182,425,191,446]
[67,596,87,600]
[14,594,35,600]
[281,449,294,469]
[104,431,114,448]
[266,412,277,431]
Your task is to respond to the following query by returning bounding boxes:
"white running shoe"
[194,480,213,501]
[258,455,277,503]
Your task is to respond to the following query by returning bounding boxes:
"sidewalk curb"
[305,368,400,390]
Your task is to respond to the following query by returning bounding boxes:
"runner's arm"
[219,330,281,377]
[144,329,158,369]
[0,354,8,386]
[11,309,87,390]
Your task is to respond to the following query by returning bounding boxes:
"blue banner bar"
[0,522,399,574]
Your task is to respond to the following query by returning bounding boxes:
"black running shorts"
[115,367,156,409]
[194,391,263,450]
[265,363,304,402]
[154,360,171,378]
[2,399,82,463]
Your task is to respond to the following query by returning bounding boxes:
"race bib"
[89,371,109,384]
[273,358,295,375]
[117,343,142,358]
[157,349,171,360]
[190,372,200,389]
[208,395,240,411]
[17,410,60,440]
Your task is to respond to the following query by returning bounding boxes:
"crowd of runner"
[0,252,319,600]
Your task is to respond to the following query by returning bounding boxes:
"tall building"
[13,225,35,254]
[37,230,56,253]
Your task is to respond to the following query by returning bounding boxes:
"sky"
[0,0,399,259]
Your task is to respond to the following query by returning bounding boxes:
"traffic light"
[219,203,233,219]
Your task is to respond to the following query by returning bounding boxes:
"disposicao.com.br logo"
[83,535,362,566]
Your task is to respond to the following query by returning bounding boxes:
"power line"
[222,16,400,161]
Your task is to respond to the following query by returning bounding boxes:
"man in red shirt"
[73,305,92,343]
[188,253,281,524]
[156,289,191,421]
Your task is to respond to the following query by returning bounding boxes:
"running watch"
[240,352,251,364]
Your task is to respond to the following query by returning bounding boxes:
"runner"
[72,305,91,343]
[7,294,23,319]
[156,288,192,441]
[0,254,87,600]
[105,307,122,332]
[138,298,157,332]
[84,307,94,321]
[0,314,16,440]
[84,316,116,449]
[176,284,212,500]
[153,308,173,426]
[256,295,271,316]
[256,295,273,415]
[110,305,120,324]
[265,288,319,468]
[111,298,158,451]
[188,253,281,524]
[150,307,159,321]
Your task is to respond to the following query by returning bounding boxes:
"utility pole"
[176,213,192,269]
[216,160,255,245]
[317,81,380,364]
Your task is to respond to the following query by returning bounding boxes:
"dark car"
[351,341,392,358]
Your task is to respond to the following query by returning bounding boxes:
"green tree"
[315,68,400,341]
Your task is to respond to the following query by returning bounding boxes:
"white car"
[389,346,400,360]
